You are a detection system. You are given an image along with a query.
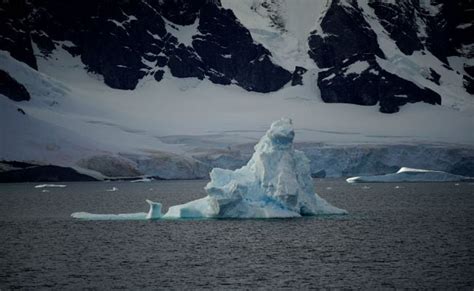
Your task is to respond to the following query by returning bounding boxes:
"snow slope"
[1,0,473,179]
[222,0,330,71]
[1,45,474,178]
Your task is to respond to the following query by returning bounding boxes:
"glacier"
[346,167,473,183]
[72,119,347,220]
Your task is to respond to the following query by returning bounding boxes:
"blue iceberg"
[72,118,347,220]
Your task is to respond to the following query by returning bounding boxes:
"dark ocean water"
[0,179,473,289]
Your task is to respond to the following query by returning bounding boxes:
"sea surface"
[0,179,473,289]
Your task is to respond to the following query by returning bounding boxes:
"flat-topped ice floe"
[130,177,154,183]
[35,184,67,188]
[71,200,162,220]
[72,119,347,220]
[346,167,473,183]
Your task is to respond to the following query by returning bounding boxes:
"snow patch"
[164,17,199,48]
[344,61,370,75]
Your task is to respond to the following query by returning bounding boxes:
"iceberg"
[72,118,347,220]
[346,167,473,183]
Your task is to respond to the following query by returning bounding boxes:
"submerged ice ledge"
[71,119,347,220]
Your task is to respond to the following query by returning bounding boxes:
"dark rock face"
[465,66,474,78]
[167,45,205,79]
[0,0,291,92]
[158,0,206,25]
[27,0,168,90]
[0,1,37,69]
[1,0,470,111]
[308,0,447,113]
[0,70,31,102]
[368,0,424,55]
[154,70,165,82]
[318,56,441,113]
[465,65,474,94]
[464,76,474,95]
[0,165,97,182]
[308,0,384,69]
[193,3,291,92]
[428,69,441,85]
[291,66,307,86]
[426,1,474,63]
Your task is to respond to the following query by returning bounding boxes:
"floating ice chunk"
[71,200,162,220]
[163,196,219,219]
[106,187,118,192]
[146,199,162,219]
[130,177,154,183]
[162,118,347,218]
[71,212,148,220]
[35,184,66,188]
[347,167,473,183]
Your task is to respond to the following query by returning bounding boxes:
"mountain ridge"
[0,0,473,181]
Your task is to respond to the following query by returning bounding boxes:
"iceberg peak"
[263,117,295,149]
[164,118,347,218]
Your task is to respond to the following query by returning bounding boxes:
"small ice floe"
[149,188,154,191]
[326,187,332,190]
[35,184,67,188]
[394,185,401,189]
[347,167,473,183]
[71,200,161,220]
[130,177,154,183]
[362,186,371,189]
[106,187,118,192]
[454,183,460,186]
[42,189,49,193]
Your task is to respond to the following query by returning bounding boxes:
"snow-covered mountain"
[1,0,473,181]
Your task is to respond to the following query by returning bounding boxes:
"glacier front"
[72,119,347,220]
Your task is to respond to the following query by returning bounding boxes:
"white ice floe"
[35,184,67,188]
[105,187,118,192]
[71,200,162,220]
[130,177,154,183]
[71,119,347,220]
[346,167,473,183]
